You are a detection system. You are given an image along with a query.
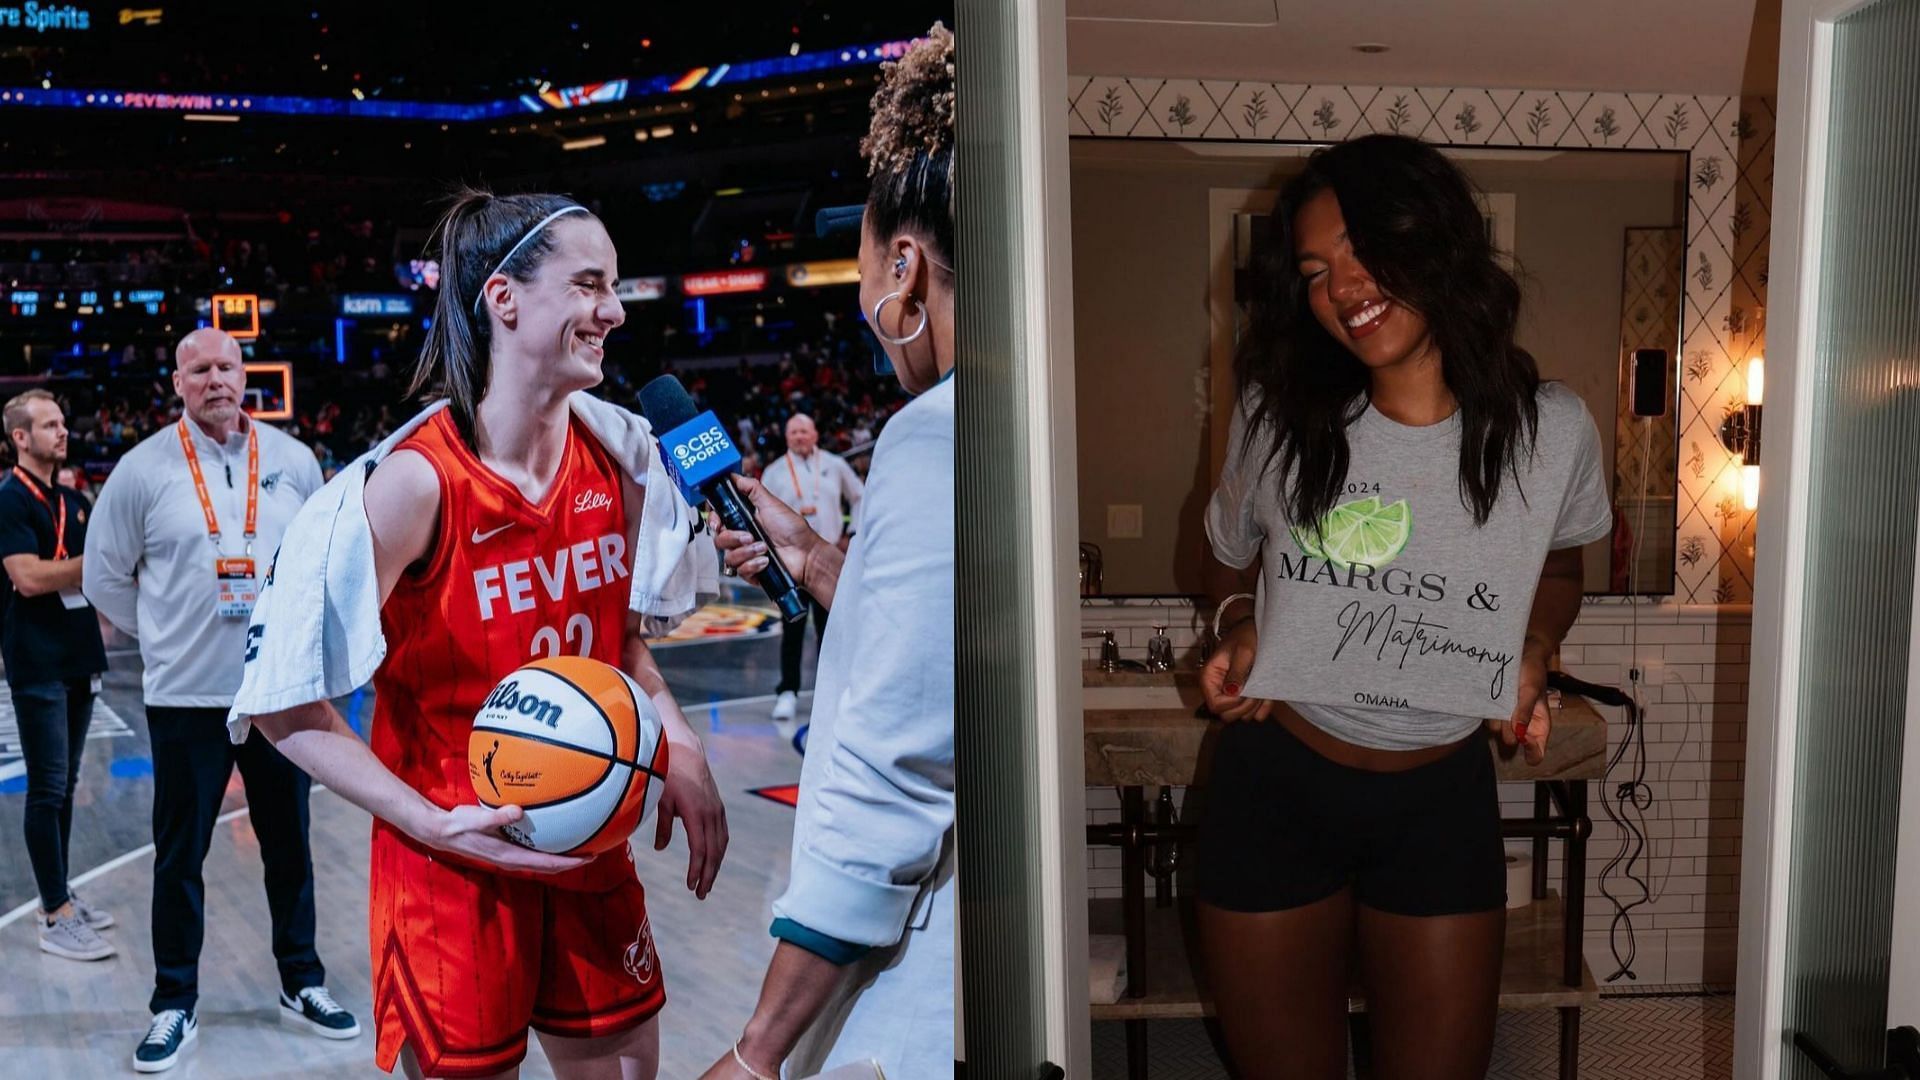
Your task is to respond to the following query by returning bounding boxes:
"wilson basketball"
[467,656,669,856]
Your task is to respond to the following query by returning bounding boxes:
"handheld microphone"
[637,375,809,624]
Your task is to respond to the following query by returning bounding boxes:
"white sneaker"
[69,886,114,930]
[38,908,115,961]
[771,691,799,721]
[771,692,805,756]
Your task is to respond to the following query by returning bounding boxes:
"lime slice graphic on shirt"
[1320,498,1412,569]
[1292,496,1378,557]
[1293,496,1375,558]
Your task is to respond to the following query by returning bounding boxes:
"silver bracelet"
[732,1041,779,1080]
[1211,592,1257,640]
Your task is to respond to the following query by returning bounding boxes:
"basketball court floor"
[0,603,811,1078]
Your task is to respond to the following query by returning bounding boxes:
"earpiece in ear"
[894,256,908,277]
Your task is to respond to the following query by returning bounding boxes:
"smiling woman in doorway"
[1196,134,1614,1080]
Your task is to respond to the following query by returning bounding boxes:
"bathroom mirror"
[1070,139,1686,596]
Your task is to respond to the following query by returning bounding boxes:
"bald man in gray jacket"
[84,329,356,1073]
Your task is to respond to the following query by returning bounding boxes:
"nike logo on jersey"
[472,523,514,544]
[472,532,630,620]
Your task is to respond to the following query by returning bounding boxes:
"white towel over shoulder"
[225,393,717,743]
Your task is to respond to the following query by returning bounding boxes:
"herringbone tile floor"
[1092,993,1735,1079]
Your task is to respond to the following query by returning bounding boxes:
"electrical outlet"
[1634,658,1665,684]
[1107,504,1144,540]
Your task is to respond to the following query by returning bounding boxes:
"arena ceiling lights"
[0,38,912,122]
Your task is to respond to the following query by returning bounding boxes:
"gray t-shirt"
[1206,381,1612,749]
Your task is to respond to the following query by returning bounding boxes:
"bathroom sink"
[1081,662,1204,711]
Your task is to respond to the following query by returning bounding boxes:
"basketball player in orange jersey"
[248,191,728,1080]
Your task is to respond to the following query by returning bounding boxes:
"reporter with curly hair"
[698,22,955,1080]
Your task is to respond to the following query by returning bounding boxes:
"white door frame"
[1735,0,1887,1076]
[1893,502,1920,1029]
[1025,0,1093,1073]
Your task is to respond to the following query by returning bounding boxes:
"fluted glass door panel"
[1779,0,1920,1076]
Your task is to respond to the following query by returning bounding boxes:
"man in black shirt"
[1,389,112,962]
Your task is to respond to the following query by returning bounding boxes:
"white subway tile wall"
[1079,598,1748,991]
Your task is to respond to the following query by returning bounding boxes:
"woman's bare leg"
[1196,888,1356,1080]
[1355,904,1504,1080]
[536,1016,660,1080]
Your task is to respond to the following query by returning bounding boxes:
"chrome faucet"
[1146,624,1174,672]
[1082,628,1122,672]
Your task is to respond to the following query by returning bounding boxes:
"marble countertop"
[1081,660,1199,688]
[1083,695,1608,786]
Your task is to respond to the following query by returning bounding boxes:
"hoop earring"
[871,290,928,347]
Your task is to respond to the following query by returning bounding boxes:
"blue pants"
[10,678,94,912]
[147,705,324,1014]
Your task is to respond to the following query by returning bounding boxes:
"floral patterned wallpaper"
[1067,78,1775,604]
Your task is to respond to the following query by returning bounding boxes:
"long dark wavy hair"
[1236,134,1541,533]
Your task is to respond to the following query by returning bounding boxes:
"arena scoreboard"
[212,293,260,339]
[5,288,168,317]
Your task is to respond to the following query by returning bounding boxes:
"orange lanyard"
[10,467,66,559]
[176,419,258,553]
[784,452,816,504]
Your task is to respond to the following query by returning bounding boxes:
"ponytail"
[412,186,590,445]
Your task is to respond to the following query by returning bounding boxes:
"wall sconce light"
[1720,355,1764,510]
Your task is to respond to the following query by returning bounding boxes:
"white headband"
[470,204,588,314]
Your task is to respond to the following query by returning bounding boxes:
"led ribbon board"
[785,259,860,287]
[0,39,914,121]
[339,293,414,317]
[681,269,766,297]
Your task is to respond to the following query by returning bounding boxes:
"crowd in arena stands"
[39,324,910,497]
[0,206,403,299]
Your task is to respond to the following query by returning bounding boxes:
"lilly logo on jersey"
[573,489,613,514]
[481,680,564,728]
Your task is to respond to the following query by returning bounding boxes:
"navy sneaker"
[278,986,360,1040]
[133,1009,196,1073]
